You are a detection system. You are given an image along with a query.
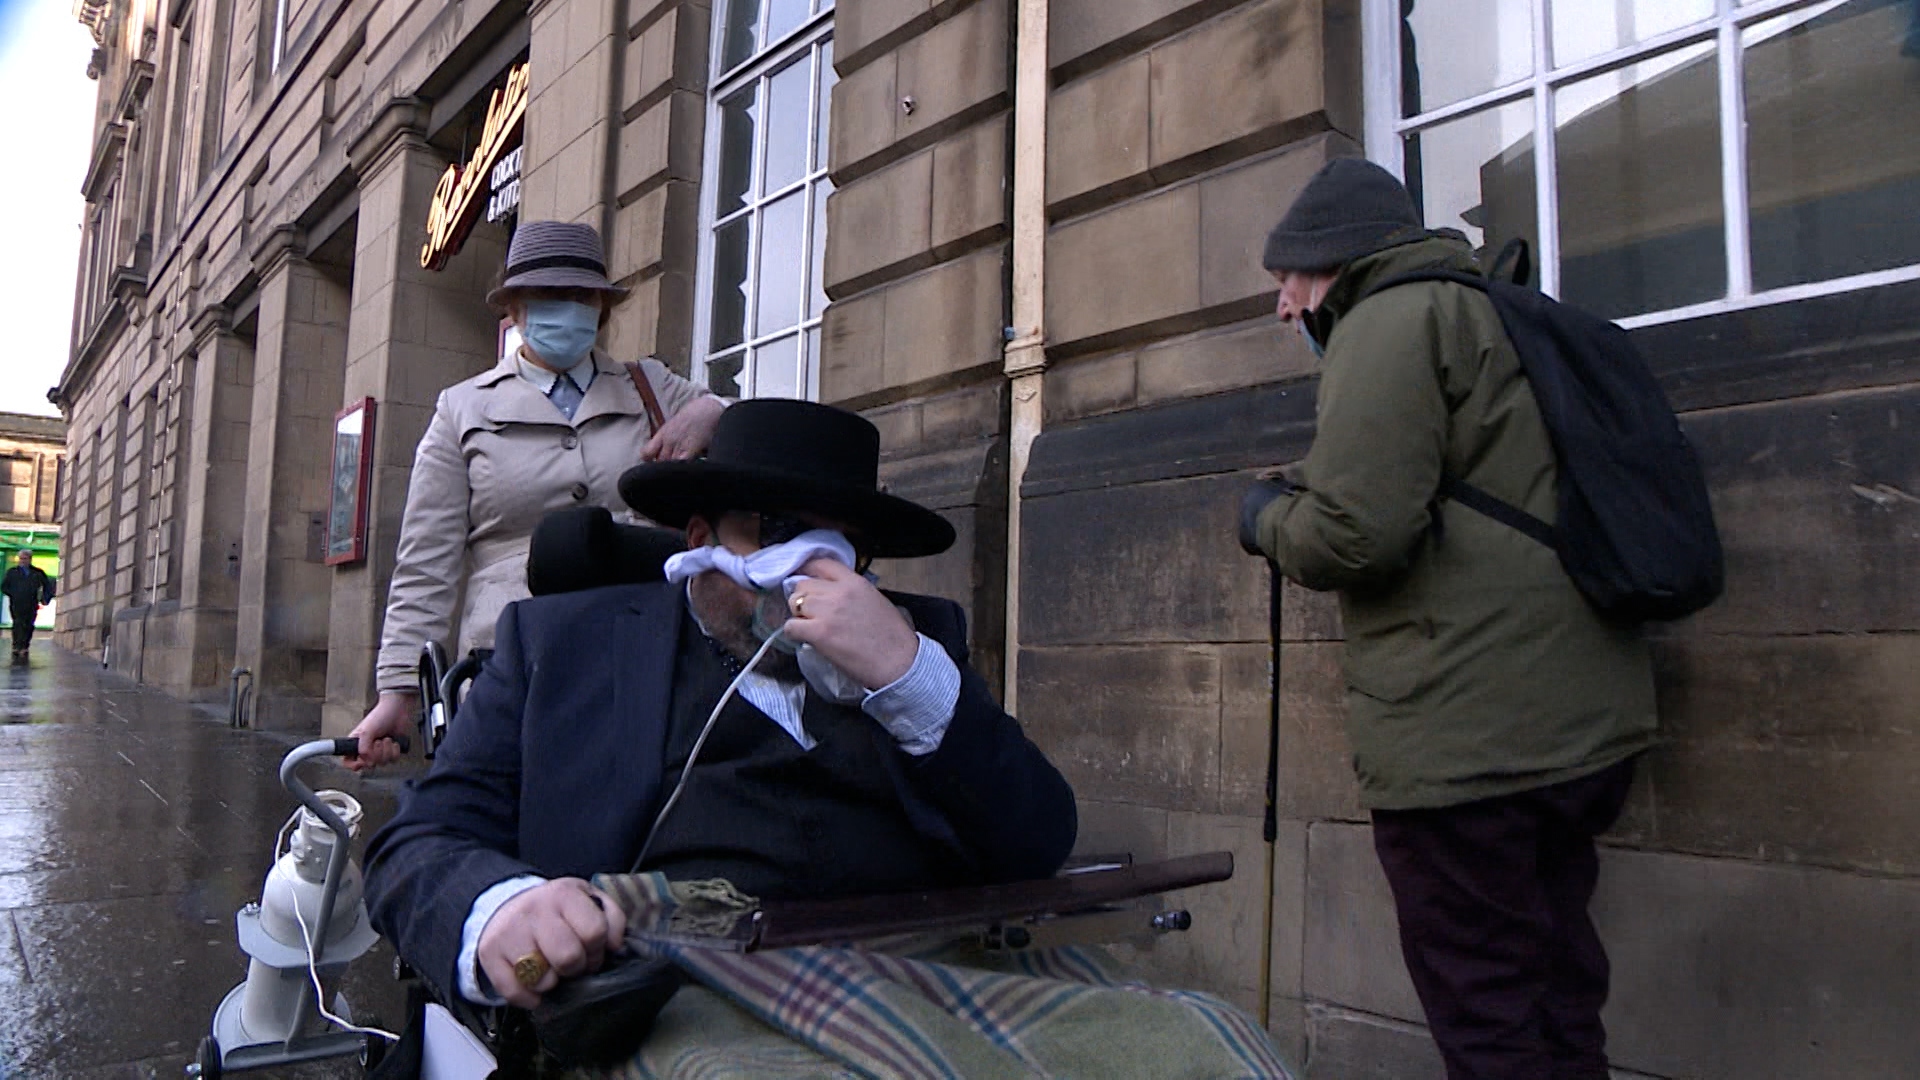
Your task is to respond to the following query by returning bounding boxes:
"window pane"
[809,181,831,316]
[1402,0,1533,116]
[805,326,821,400]
[1549,0,1713,67]
[716,86,759,218]
[1746,0,1920,291]
[1405,99,1538,273]
[763,56,812,195]
[722,0,763,73]
[755,191,808,336]
[816,0,834,12]
[1556,43,1723,319]
[707,349,745,398]
[814,39,836,172]
[751,334,801,399]
[767,0,811,49]
[710,217,751,351]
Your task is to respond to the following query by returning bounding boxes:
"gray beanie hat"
[1262,158,1426,273]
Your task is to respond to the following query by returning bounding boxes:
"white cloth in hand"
[663,529,857,592]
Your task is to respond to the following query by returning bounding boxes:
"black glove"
[1239,476,1298,555]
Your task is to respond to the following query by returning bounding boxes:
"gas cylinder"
[238,790,365,1041]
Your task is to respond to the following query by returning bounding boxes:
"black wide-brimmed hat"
[618,399,956,559]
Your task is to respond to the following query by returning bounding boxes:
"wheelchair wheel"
[360,1032,387,1073]
[193,1035,221,1080]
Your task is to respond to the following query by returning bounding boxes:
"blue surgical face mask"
[1297,317,1325,359]
[520,299,601,371]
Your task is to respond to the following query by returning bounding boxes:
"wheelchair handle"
[329,734,412,757]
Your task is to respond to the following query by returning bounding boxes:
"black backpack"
[1366,254,1724,623]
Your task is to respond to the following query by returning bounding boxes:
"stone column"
[233,225,352,732]
[322,103,504,738]
[167,305,255,698]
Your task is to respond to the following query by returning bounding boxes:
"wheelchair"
[391,506,1243,1075]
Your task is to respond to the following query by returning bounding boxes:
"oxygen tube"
[629,626,789,871]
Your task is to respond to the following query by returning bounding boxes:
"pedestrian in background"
[1239,158,1657,1080]
[349,221,727,768]
[2,550,55,661]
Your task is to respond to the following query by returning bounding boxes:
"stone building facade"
[0,414,65,530]
[0,413,66,614]
[54,0,1920,1074]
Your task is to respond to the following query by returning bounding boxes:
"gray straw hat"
[486,220,631,308]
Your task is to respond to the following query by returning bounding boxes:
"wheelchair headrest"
[527,507,687,597]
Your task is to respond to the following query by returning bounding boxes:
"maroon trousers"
[1371,758,1637,1080]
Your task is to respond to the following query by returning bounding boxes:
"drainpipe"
[137,364,174,686]
[1002,0,1048,712]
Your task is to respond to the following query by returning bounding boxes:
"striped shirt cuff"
[862,633,961,756]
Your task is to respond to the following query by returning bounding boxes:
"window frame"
[1363,0,1920,328]
[689,0,837,401]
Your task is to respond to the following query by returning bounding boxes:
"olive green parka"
[1254,235,1658,810]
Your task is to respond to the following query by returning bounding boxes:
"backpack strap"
[1361,269,1560,552]
[1440,476,1556,549]
[625,361,667,433]
[1489,237,1533,286]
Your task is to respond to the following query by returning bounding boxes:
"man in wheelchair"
[366,400,1290,1077]
[364,403,1077,1018]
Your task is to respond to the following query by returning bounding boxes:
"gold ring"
[791,592,807,616]
[512,950,551,989]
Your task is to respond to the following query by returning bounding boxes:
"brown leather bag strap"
[625,361,667,433]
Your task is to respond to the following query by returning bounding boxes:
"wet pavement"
[0,648,409,1079]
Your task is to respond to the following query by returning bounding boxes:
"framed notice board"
[326,398,377,566]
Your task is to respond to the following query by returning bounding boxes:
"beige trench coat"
[374,350,709,691]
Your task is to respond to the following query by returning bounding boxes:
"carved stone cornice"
[347,97,432,180]
[110,265,149,307]
[116,59,155,121]
[82,122,128,202]
[54,297,129,409]
[250,224,307,279]
[189,303,233,348]
[76,0,109,45]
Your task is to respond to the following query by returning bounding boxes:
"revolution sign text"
[421,61,529,271]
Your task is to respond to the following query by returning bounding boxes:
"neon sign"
[421,61,529,270]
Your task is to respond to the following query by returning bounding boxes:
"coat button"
[570,483,589,501]
[562,434,579,450]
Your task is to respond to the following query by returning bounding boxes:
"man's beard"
[688,572,803,682]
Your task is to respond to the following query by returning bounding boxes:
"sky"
[0,0,98,418]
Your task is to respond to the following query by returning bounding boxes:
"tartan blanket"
[576,873,1297,1080]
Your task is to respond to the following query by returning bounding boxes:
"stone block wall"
[1016,0,1361,1047]
[522,0,710,375]
[820,0,1014,676]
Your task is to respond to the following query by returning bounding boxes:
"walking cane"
[1264,561,1282,844]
